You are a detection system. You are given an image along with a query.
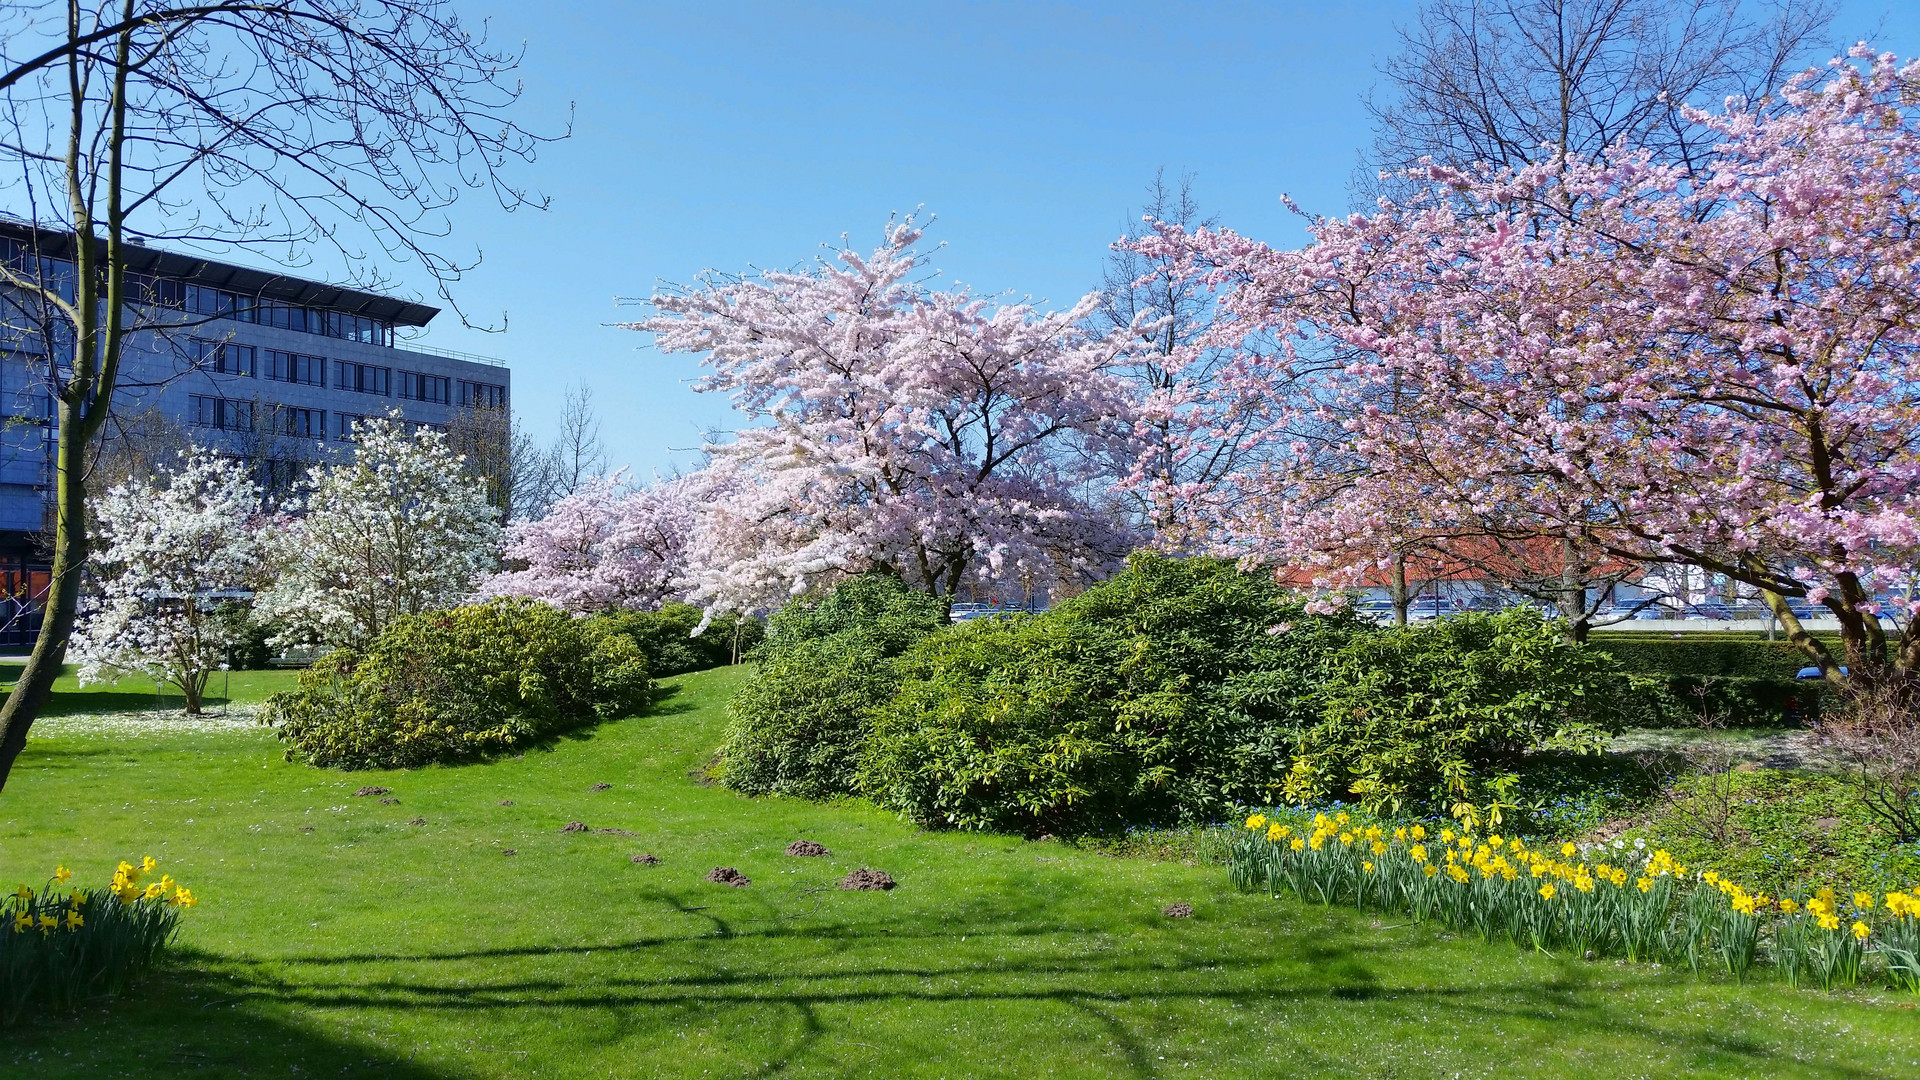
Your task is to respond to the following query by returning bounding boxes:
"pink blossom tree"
[479,472,694,612]
[630,219,1138,614]
[1136,47,1920,680]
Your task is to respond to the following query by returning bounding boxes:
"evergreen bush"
[859,553,1369,832]
[266,598,653,769]
[717,574,945,797]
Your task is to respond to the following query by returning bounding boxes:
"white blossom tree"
[256,415,500,648]
[73,449,263,715]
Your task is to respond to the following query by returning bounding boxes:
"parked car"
[1682,601,1733,621]
[1795,665,1847,680]
[1604,601,1670,621]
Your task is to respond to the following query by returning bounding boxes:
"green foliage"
[718,574,945,797]
[1591,635,1819,679]
[1626,770,1920,894]
[1,870,187,1026]
[208,600,272,671]
[1618,675,1824,729]
[590,603,763,677]
[859,553,1369,833]
[266,599,652,769]
[1292,608,1625,820]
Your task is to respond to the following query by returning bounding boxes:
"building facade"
[0,222,510,644]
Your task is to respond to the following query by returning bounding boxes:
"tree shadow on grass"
[0,950,467,1080]
[150,900,1908,1080]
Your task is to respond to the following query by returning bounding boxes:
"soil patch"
[408,817,426,826]
[559,821,590,833]
[630,853,661,865]
[590,783,612,791]
[499,800,515,807]
[705,866,750,887]
[785,840,830,857]
[502,849,516,856]
[839,868,895,891]
[596,828,640,837]
[353,786,390,797]
[1163,903,1194,918]
[379,797,400,805]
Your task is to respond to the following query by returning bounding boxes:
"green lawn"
[2,665,1917,1078]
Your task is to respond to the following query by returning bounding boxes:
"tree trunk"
[0,399,88,790]
[1390,552,1410,628]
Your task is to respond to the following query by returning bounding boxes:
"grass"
[1,666,1917,1077]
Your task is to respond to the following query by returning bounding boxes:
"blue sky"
[106,3,1920,475]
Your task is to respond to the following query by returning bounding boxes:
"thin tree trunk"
[0,401,87,789]
[1390,552,1410,627]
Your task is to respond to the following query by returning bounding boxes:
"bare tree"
[1360,0,1836,193]
[444,402,550,521]
[543,382,607,502]
[0,0,555,793]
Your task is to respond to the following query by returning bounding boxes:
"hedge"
[1590,635,1820,680]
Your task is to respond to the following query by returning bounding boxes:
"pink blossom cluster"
[628,218,1139,613]
[1124,46,1920,672]
[479,471,695,613]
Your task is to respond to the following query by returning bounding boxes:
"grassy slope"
[1,666,1916,1079]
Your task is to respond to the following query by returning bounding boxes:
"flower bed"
[1230,812,1918,992]
[2,857,196,1025]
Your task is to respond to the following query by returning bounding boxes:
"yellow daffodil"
[1246,814,1267,830]
[11,884,31,900]
[52,866,71,884]
[1410,825,1426,840]
[141,856,158,874]
[63,909,82,930]
[1854,891,1875,911]
[1289,837,1304,852]
[170,887,196,908]
[1539,883,1555,900]
[1362,861,1375,875]
[1560,842,1576,858]
[1423,864,1439,878]
[1852,920,1870,940]
[1410,845,1428,863]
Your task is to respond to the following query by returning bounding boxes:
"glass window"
[188,395,253,431]
[265,350,325,386]
[194,340,255,377]
[458,381,507,409]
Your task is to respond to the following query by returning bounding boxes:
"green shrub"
[1619,675,1824,729]
[717,574,945,797]
[590,603,763,677]
[858,553,1370,833]
[1591,635,1819,680]
[266,599,652,769]
[209,600,272,670]
[1292,607,1625,821]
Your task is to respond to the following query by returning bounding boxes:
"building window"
[397,371,450,404]
[193,340,255,377]
[265,350,326,386]
[182,285,392,346]
[265,405,325,439]
[260,458,306,493]
[458,380,507,409]
[188,395,253,432]
[335,412,373,441]
[335,360,390,396]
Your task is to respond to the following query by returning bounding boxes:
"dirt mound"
[596,827,640,837]
[559,821,589,833]
[408,817,426,826]
[353,786,390,797]
[1163,903,1194,918]
[784,840,831,858]
[379,797,400,805]
[705,866,751,887]
[590,783,612,791]
[839,868,895,891]
[502,849,517,856]
[630,853,661,865]
[499,800,515,807]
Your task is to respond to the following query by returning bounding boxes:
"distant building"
[0,220,511,645]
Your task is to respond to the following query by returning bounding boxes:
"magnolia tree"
[631,219,1139,613]
[478,471,694,612]
[256,415,500,648]
[1134,47,1920,681]
[72,450,262,714]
